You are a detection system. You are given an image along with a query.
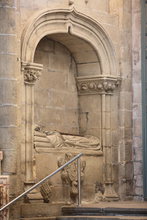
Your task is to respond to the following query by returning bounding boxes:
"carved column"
[22,62,43,187]
[101,88,118,201]
[77,75,120,201]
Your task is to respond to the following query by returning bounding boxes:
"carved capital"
[76,75,121,95]
[22,62,43,85]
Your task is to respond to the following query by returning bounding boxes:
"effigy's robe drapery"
[34,127,101,151]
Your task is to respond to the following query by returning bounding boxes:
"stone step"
[20,217,56,220]
[21,216,147,220]
[20,203,62,219]
[57,217,147,220]
[62,206,147,217]
[20,202,147,220]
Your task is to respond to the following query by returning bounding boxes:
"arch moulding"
[21,8,118,76]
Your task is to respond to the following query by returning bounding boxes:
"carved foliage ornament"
[76,75,121,95]
[22,62,43,84]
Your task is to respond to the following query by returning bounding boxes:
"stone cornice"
[22,62,43,85]
[76,75,121,95]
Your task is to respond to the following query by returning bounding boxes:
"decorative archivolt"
[21,8,118,77]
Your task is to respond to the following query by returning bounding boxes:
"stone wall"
[0,0,23,218]
[0,0,22,198]
[109,0,133,200]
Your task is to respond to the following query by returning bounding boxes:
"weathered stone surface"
[2,150,17,174]
[0,80,18,104]
[34,39,79,134]
[0,55,17,78]
[135,175,143,187]
[0,0,16,7]
[0,105,18,126]
[0,8,16,34]
[134,147,143,162]
[135,187,143,196]
[134,162,143,176]
[125,141,133,161]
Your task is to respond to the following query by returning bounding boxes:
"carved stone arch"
[21,8,118,76]
[21,8,120,201]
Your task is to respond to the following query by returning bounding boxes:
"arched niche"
[21,8,120,202]
[33,37,80,134]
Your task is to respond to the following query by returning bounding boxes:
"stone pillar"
[77,75,120,201]
[109,0,133,200]
[22,62,43,201]
[102,93,118,201]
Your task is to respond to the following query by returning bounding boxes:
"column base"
[103,182,119,201]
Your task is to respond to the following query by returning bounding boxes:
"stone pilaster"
[22,62,43,184]
[77,75,120,201]
[22,62,43,202]
[102,94,119,201]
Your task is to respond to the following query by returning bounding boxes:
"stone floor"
[81,201,147,209]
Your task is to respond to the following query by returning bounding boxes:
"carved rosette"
[76,75,121,95]
[22,62,43,85]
